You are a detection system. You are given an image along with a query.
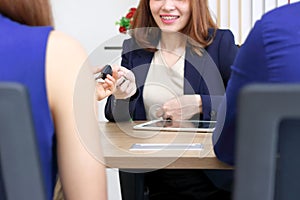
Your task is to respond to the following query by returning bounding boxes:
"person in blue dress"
[0,0,117,199]
[105,0,238,199]
[213,2,300,165]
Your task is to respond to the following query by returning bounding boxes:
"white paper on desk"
[130,143,203,151]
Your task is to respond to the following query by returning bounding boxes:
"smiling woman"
[104,0,238,199]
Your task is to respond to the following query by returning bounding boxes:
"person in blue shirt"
[105,0,238,199]
[213,2,300,166]
[0,0,117,199]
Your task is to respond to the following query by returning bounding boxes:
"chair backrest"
[0,82,47,200]
[234,84,300,200]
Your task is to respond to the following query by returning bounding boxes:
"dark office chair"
[0,82,47,200]
[234,84,300,200]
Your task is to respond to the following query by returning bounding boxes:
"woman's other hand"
[156,95,202,121]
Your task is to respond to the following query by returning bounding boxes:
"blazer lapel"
[184,47,224,96]
[131,50,154,89]
[184,48,205,94]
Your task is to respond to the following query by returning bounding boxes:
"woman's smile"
[160,14,180,24]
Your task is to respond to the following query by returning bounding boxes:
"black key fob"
[95,65,113,80]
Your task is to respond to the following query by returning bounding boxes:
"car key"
[95,64,113,81]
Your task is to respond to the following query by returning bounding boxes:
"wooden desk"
[99,121,231,169]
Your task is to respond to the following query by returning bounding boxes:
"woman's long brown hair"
[131,0,217,54]
[0,0,53,26]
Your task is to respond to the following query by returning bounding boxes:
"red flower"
[130,7,137,12]
[126,11,134,19]
[116,7,136,34]
[119,26,127,33]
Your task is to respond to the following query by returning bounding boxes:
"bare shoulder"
[46,30,88,80]
[47,30,87,66]
[48,30,85,50]
[45,30,90,109]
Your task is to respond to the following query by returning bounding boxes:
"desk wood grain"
[99,121,232,169]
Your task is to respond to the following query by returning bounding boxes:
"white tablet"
[133,119,216,132]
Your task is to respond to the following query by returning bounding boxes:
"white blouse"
[143,47,186,120]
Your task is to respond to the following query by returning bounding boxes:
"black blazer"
[105,29,238,121]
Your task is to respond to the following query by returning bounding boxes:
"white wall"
[51,0,139,53]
